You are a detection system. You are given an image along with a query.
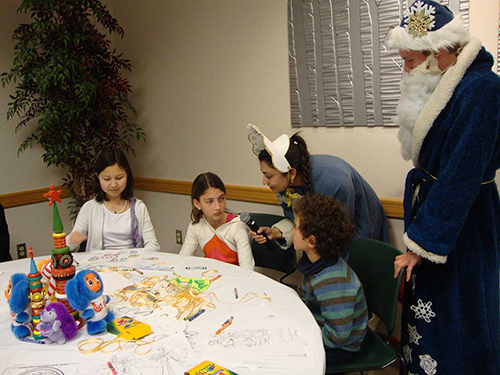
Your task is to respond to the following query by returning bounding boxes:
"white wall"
[1,0,499,257]
[0,0,71,258]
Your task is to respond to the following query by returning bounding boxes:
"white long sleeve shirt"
[180,215,255,270]
[68,198,160,252]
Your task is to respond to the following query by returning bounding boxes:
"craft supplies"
[185,266,207,270]
[210,274,221,282]
[234,288,238,299]
[134,268,143,275]
[187,309,205,321]
[216,317,233,335]
[107,361,118,375]
[184,360,238,375]
[77,336,153,356]
[107,316,151,340]
[20,337,46,344]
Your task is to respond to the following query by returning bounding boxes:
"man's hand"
[394,250,422,281]
[249,226,282,244]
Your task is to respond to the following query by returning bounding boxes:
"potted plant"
[1,0,145,219]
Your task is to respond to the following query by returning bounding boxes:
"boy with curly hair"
[294,194,368,362]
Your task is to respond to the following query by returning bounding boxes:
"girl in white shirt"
[180,173,254,270]
[67,149,160,252]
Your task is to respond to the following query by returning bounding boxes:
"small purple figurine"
[37,302,78,344]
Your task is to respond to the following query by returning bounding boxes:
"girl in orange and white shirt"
[180,172,254,270]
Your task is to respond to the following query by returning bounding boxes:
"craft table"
[0,250,326,375]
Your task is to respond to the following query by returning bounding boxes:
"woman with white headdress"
[247,124,390,258]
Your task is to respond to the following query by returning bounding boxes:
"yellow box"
[184,360,238,375]
[107,316,151,340]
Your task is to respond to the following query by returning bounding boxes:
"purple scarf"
[129,198,143,248]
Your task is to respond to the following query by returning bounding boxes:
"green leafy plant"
[1,0,145,220]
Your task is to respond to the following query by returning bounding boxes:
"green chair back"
[248,213,296,276]
[326,238,406,374]
[347,238,404,338]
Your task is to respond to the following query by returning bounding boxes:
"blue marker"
[20,337,46,345]
[188,309,206,321]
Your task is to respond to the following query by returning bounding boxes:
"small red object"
[210,274,221,282]
[44,184,62,206]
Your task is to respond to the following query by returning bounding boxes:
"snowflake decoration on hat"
[408,324,422,345]
[404,1,436,38]
[411,299,436,323]
[419,354,438,375]
[403,344,413,363]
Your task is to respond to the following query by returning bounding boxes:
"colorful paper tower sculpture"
[27,247,45,340]
[43,185,78,319]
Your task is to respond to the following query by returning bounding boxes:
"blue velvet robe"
[401,43,500,374]
[279,154,391,251]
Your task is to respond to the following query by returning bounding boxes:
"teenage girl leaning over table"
[67,149,160,252]
[247,124,390,258]
[179,172,255,270]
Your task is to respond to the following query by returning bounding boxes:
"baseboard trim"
[0,177,404,219]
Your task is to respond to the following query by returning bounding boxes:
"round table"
[0,250,326,375]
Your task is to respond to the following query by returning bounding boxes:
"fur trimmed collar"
[411,37,483,166]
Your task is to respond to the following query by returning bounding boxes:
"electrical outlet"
[175,229,183,245]
[17,243,27,259]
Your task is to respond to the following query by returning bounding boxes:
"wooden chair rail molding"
[0,177,404,219]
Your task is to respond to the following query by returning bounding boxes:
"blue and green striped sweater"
[298,255,368,351]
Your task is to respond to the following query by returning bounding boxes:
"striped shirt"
[299,256,368,351]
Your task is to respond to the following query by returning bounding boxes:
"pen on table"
[107,361,118,375]
[188,309,205,321]
[185,266,207,270]
[73,259,80,266]
[20,337,45,345]
[134,268,143,275]
[216,317,233,335]
[210,274,221,282]
[234,287,238,299]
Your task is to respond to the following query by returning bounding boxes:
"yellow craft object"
[284,187,301,207]
[170,276,211,293]
[107,316,151,340]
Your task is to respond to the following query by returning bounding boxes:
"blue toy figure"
[65,269,114,335]
[5,273,32,339]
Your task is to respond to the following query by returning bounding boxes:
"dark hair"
[258,132,312,192]
[94,149,134,202]
[294,194,354,261]
[190,172,226,223]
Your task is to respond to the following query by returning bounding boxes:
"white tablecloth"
[0,250,325,375]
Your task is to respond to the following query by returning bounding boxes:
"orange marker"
[215,319,232,335]
[210,274,221,282]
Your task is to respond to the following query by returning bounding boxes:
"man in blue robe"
[387,1,500,374]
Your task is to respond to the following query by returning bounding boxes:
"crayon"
[185,266,207,270]
[234,287,238,299]
[221,316,234,326]
[107,361,118,375]
[210,274,221,282]
[20,337,45,344]
[215,319,232,335]
[188,309,206,321]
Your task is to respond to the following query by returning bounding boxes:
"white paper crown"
[247,124,291,173]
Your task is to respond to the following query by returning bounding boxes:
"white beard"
[394,54,442,161]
